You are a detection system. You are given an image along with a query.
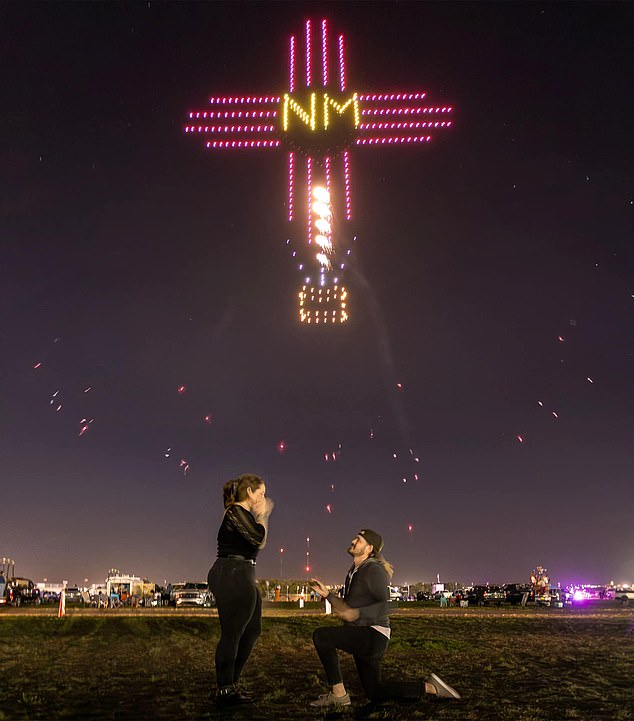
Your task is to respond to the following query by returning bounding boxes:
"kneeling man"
[310,528,461,708]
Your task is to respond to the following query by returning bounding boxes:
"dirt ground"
[0,603,632,720]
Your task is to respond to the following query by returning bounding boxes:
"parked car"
[168,582,187,606]
[613,587,634,606]
[416,591,431,601]
[64,587,84,603]
[174,582,213,608]
[503,583,533,605]
[1,577,41,607]
[483,586,505,606]
[465,585,505,606]
[548,588,571,607]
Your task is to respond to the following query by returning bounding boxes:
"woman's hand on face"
[253,496,274,519]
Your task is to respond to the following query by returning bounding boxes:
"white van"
[614,587,634,605]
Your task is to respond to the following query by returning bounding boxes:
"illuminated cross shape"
[185,18,454,324]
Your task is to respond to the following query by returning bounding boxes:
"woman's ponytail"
[222,474,264,509]
[222,479,239,508]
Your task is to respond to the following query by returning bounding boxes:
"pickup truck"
[1,577,41,607]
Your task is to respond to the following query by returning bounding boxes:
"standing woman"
[208,474,274,705]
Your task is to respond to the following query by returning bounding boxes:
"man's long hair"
[371,551,394,580]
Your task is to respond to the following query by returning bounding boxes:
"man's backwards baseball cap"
[359,529,383,553]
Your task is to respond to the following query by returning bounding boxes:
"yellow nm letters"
[282,92,360,132]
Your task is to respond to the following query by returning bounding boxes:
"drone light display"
[185,18,453,323]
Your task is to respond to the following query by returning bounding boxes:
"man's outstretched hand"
[310,579,329,598]
[310,579,360,622]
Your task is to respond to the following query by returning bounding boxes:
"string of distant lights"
[185,17,454,324]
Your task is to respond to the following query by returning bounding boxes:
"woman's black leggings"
[208,558,262,688]
[313,625,424,702]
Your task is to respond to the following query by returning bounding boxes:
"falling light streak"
[517,435,524,443]
[277,440,287,453]
[78,418,94,437]
[180,459,190,476]
[33,362,42,369]
[177,385,186,394]
[326,504,332,514]
[305,536,311,574]
[204,415,212,424]
[83,386,92,393]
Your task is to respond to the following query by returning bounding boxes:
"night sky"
[2,2,633,589]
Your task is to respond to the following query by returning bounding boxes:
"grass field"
[0,604,631,720]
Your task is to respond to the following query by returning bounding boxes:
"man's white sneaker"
[427,672,461,699]
[309,692,352,707]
